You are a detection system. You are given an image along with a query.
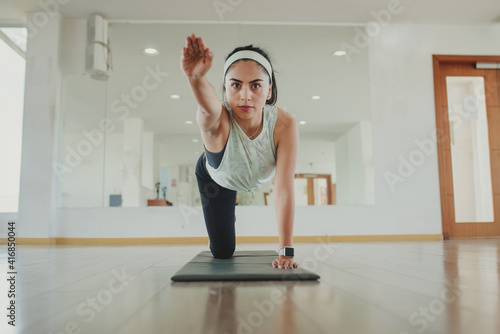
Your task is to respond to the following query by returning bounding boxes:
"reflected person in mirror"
[181,34,298,269]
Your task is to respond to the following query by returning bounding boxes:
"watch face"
[285,248,294,257]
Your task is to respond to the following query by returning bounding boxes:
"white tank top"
[205,100,278,194]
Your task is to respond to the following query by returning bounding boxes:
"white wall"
[19,23,500,239]
[296,133,336,176]
[366,23,500,235]
[334,121,374,205]
[61,132,105,207]
[0,213,18,239]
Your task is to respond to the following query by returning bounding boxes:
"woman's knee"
[211,245,235,259]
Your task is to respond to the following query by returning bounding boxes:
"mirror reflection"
[59,23,374,207]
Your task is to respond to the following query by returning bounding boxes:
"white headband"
[223,50,273,83]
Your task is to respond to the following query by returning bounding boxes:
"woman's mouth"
[238,105,253,112]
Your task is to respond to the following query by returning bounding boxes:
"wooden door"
[433,55,500,238]
[294,174,334,205]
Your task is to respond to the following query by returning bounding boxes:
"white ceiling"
[1,0,500,25]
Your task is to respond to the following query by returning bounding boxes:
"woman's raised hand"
[181,34,214,79]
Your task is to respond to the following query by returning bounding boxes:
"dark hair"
[222,45,278,105]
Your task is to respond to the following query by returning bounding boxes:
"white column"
[360,121,375,205]
[141,132,155,191]
[18,12,62,239]
[142,132,155,202]
[122,118,144,207]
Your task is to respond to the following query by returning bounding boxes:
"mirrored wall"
[58,23,374,207]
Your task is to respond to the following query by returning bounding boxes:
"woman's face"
[224,60,272,119]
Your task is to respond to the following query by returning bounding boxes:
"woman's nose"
[240,86,251,100]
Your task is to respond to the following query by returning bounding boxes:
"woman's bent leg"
[195,153,236,259]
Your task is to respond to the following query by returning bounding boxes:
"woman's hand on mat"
[181,33,214,79]
[272,256,298,269]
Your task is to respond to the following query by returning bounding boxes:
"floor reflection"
[443,240,462,334]
[442,239,500,334]
[202,283,237,334]
[193,280,319,334]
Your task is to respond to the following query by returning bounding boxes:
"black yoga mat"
[171,250,320,282]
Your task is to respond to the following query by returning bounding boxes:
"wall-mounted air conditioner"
[85,14,111,81]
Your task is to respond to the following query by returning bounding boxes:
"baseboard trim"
[0,234,443,245]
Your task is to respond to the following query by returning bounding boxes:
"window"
[0,27,26,212]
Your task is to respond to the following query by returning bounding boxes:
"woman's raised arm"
[181,34,222,128]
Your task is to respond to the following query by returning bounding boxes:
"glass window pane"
[0,31,26,212]
[60,75,107,207]
[0,28,27,53]
[446,76,494,223]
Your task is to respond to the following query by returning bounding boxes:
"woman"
[181,33,298,270]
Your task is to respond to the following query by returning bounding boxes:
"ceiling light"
[332,50,346,57]
[143,48,159,56]
[185,121,193,125]
[311,95,321,100]
[299,121,307,125]
[192,139,199,143]
[170,94,181,99]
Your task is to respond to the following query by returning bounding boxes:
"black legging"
[195,152,237,259]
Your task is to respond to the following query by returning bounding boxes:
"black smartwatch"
[278,246,294,257]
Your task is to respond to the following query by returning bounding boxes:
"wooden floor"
[1,239,499,334]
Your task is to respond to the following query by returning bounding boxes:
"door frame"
[294,173,334,205]
[432,55,500,239]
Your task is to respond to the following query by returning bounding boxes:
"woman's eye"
[252,84,261,89]
[232,83,240,88]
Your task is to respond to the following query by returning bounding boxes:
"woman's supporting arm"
[273,110,299,248]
